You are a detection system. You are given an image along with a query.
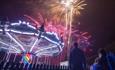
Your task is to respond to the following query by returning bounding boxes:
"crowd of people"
[69,42,115,70]
[90,48,115,70]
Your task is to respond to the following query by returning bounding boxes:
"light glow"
[0,20,65,57]
[0,40,21,53]
[6,32,25,51]
[30,39,38,52]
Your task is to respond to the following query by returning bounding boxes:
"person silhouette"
[69,42,86,70]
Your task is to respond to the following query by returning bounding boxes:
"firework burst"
[49,0,87,23]
[48,0,87,47]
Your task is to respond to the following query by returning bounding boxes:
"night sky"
[80,0,115,51]
[0,0,115,52]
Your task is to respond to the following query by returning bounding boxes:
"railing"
[0,61,69,70]
[0,51,69,70]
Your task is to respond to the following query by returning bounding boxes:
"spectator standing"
[69,42,86,70]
